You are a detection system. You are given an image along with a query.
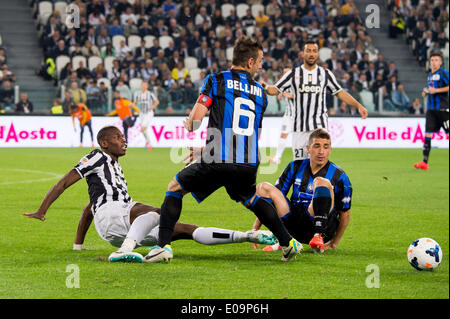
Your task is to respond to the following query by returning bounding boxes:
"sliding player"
[24,126,275,263]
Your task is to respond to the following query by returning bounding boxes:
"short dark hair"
[232,36,262,67]
[430,51,443,60]
[303,40,318,50]
[97,126,120,146]
[308,128,331,145]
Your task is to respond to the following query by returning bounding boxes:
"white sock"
[142,130,151,145]
[192,227,246,245]
[124,211,160,249]
[275,137,287,160]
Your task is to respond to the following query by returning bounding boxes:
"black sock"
[248,196,292,246]
[423,137,431,164]
[312,187,332,235]
[158,191,183,247]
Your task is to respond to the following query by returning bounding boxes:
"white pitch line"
[0,168,63,185]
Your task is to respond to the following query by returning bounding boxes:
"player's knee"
[256,182,272,197]
[313,177,332,190]
[167,178,182,193]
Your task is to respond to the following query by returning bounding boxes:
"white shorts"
[93,201,160,248]
[138,111,154,128]
[291,131,313,160]
[281,116,294,135]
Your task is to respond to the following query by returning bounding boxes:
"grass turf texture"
[0,147,448,299]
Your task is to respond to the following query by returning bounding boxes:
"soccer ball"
[407,238,443,271]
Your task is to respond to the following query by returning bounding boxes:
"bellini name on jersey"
[226,79,263,97]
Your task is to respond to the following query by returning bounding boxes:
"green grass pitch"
[0,147,448,299]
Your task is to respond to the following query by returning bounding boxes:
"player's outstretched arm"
[260,81,280,96]
[23,169,81,221]
[336,90,368,119]
[324,210,350,250]
[73,202,93,250]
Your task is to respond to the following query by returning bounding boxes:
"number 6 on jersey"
[232,97,256,136]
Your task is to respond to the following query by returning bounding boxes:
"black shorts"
[176,162,257,203]
[283,205,340,244]
[425,109,449,134]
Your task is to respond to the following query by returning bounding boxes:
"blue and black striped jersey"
[427,68,449,110]
[200,69,267,166]
[275,159,352,213]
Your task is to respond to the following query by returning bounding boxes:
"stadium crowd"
[387,0,448,68]
[4,0,438,114]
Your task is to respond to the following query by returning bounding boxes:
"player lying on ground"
[24,126,275,263]
[251,128,353,253]
[72,202,275,257]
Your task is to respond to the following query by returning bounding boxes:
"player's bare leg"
[141,125,152,150]
[109,202,161,263]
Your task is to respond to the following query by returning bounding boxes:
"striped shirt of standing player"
[74,149,131,213]
[198,64,267,165]
[261,40,368,160]
[274,62,342,132]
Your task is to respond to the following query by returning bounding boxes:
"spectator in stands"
[51,40,69,60]
[149,38,162,58]
[109,18,123,37]
[64,71,81,90]
[71,43,84,57]
[51,98,64,114]
[35,55,56,82]
[0,65,16,84]
[91,62,106,79]
[195,6,211,27]
[139,19,153,37]
[134,40,149,63]
[59,62,72,83]
[126,61,141,79]
[70,82,87,105]
[391,83,410,112]
[0,80,14,110]
[168,80,183,110]
[14,92,33,114]
[122,18,139,37]
[85,27,98,47]
[88,8,105,27]
[86,79,102,112]
[101,43,115,59]
[116,79,132,100]
[389,11,405,39]
[120,6,137,25]
[76,61,92,81]
[172,60,188,84]
[374,53,389,80]
[409,97,424,114]
[97,27,112,48]
[81,39,101,57]
[62,91,73,114]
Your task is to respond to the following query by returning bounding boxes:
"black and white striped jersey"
[133,90,157,114]
[74,149,132,213]
[275,64,342,132]
[283,87,295,119]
